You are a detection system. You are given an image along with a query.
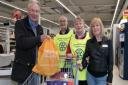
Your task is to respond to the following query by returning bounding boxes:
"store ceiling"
[0,0,126,28]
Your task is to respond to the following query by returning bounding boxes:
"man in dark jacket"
[11,1,49,85]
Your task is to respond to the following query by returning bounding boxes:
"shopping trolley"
[22,56,79,85]
[45,56,79,85]
[22,72,41,85]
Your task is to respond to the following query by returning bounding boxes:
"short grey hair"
[28,0,40,9]
[58,15,68,22]
[74,16,85,24]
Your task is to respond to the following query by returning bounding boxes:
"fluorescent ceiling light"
[0,22,3,24]
[0,16,59,27]
[53,8,61,14]
[41,17,59,25]
[56,0,77,18]
[111,0,120,27]
[56,0,89,28]
[0,1,27,12]
[42,26,49,29]
[0,1,59,25]
[0,16,12,20]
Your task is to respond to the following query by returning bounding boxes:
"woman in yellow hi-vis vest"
[66,16,90,85]
[54,16,73,70]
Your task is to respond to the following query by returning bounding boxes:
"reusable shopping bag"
[32,38,60,76]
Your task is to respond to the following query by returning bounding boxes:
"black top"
[82,36,113,83]
[59,27,70,34]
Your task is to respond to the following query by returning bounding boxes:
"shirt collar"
[29,18,38,29]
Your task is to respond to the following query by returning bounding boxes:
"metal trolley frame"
[22,56,79,85]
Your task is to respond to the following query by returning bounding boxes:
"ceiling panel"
[41,7,57,14]
[0,0,125,28]
[64,0,117,6]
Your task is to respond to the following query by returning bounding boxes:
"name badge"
[102,44,108,47]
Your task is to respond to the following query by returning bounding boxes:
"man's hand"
[40,34,50,42]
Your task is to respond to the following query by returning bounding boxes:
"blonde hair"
[89,17,105,38]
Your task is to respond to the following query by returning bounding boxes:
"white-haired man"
[11,1,49,85]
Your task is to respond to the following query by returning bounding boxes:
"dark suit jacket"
[11,16,43,83]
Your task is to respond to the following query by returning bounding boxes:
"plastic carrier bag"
[32,38,60,76]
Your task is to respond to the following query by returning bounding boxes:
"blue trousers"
[18,73,40,85]
[87,71,107,85]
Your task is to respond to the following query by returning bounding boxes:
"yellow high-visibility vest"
[54,29,73,68]
[70,32,90,80]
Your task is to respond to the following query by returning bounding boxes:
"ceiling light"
[56,0,77,18]
[0,1,27,12]
[0,22,3,24]
[0,16,12,20]
[111,0,120,27]
[42,26,49,29]
[52,8,61,14]
[41,17,59,25]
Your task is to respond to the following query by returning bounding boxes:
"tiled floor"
[112,66,128,85]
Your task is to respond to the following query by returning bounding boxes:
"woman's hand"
[77,60,83,70]
[67,53,72,58]
[77,60,81,65]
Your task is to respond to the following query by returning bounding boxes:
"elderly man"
[11,0,49,85]
[54,16,73,70]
